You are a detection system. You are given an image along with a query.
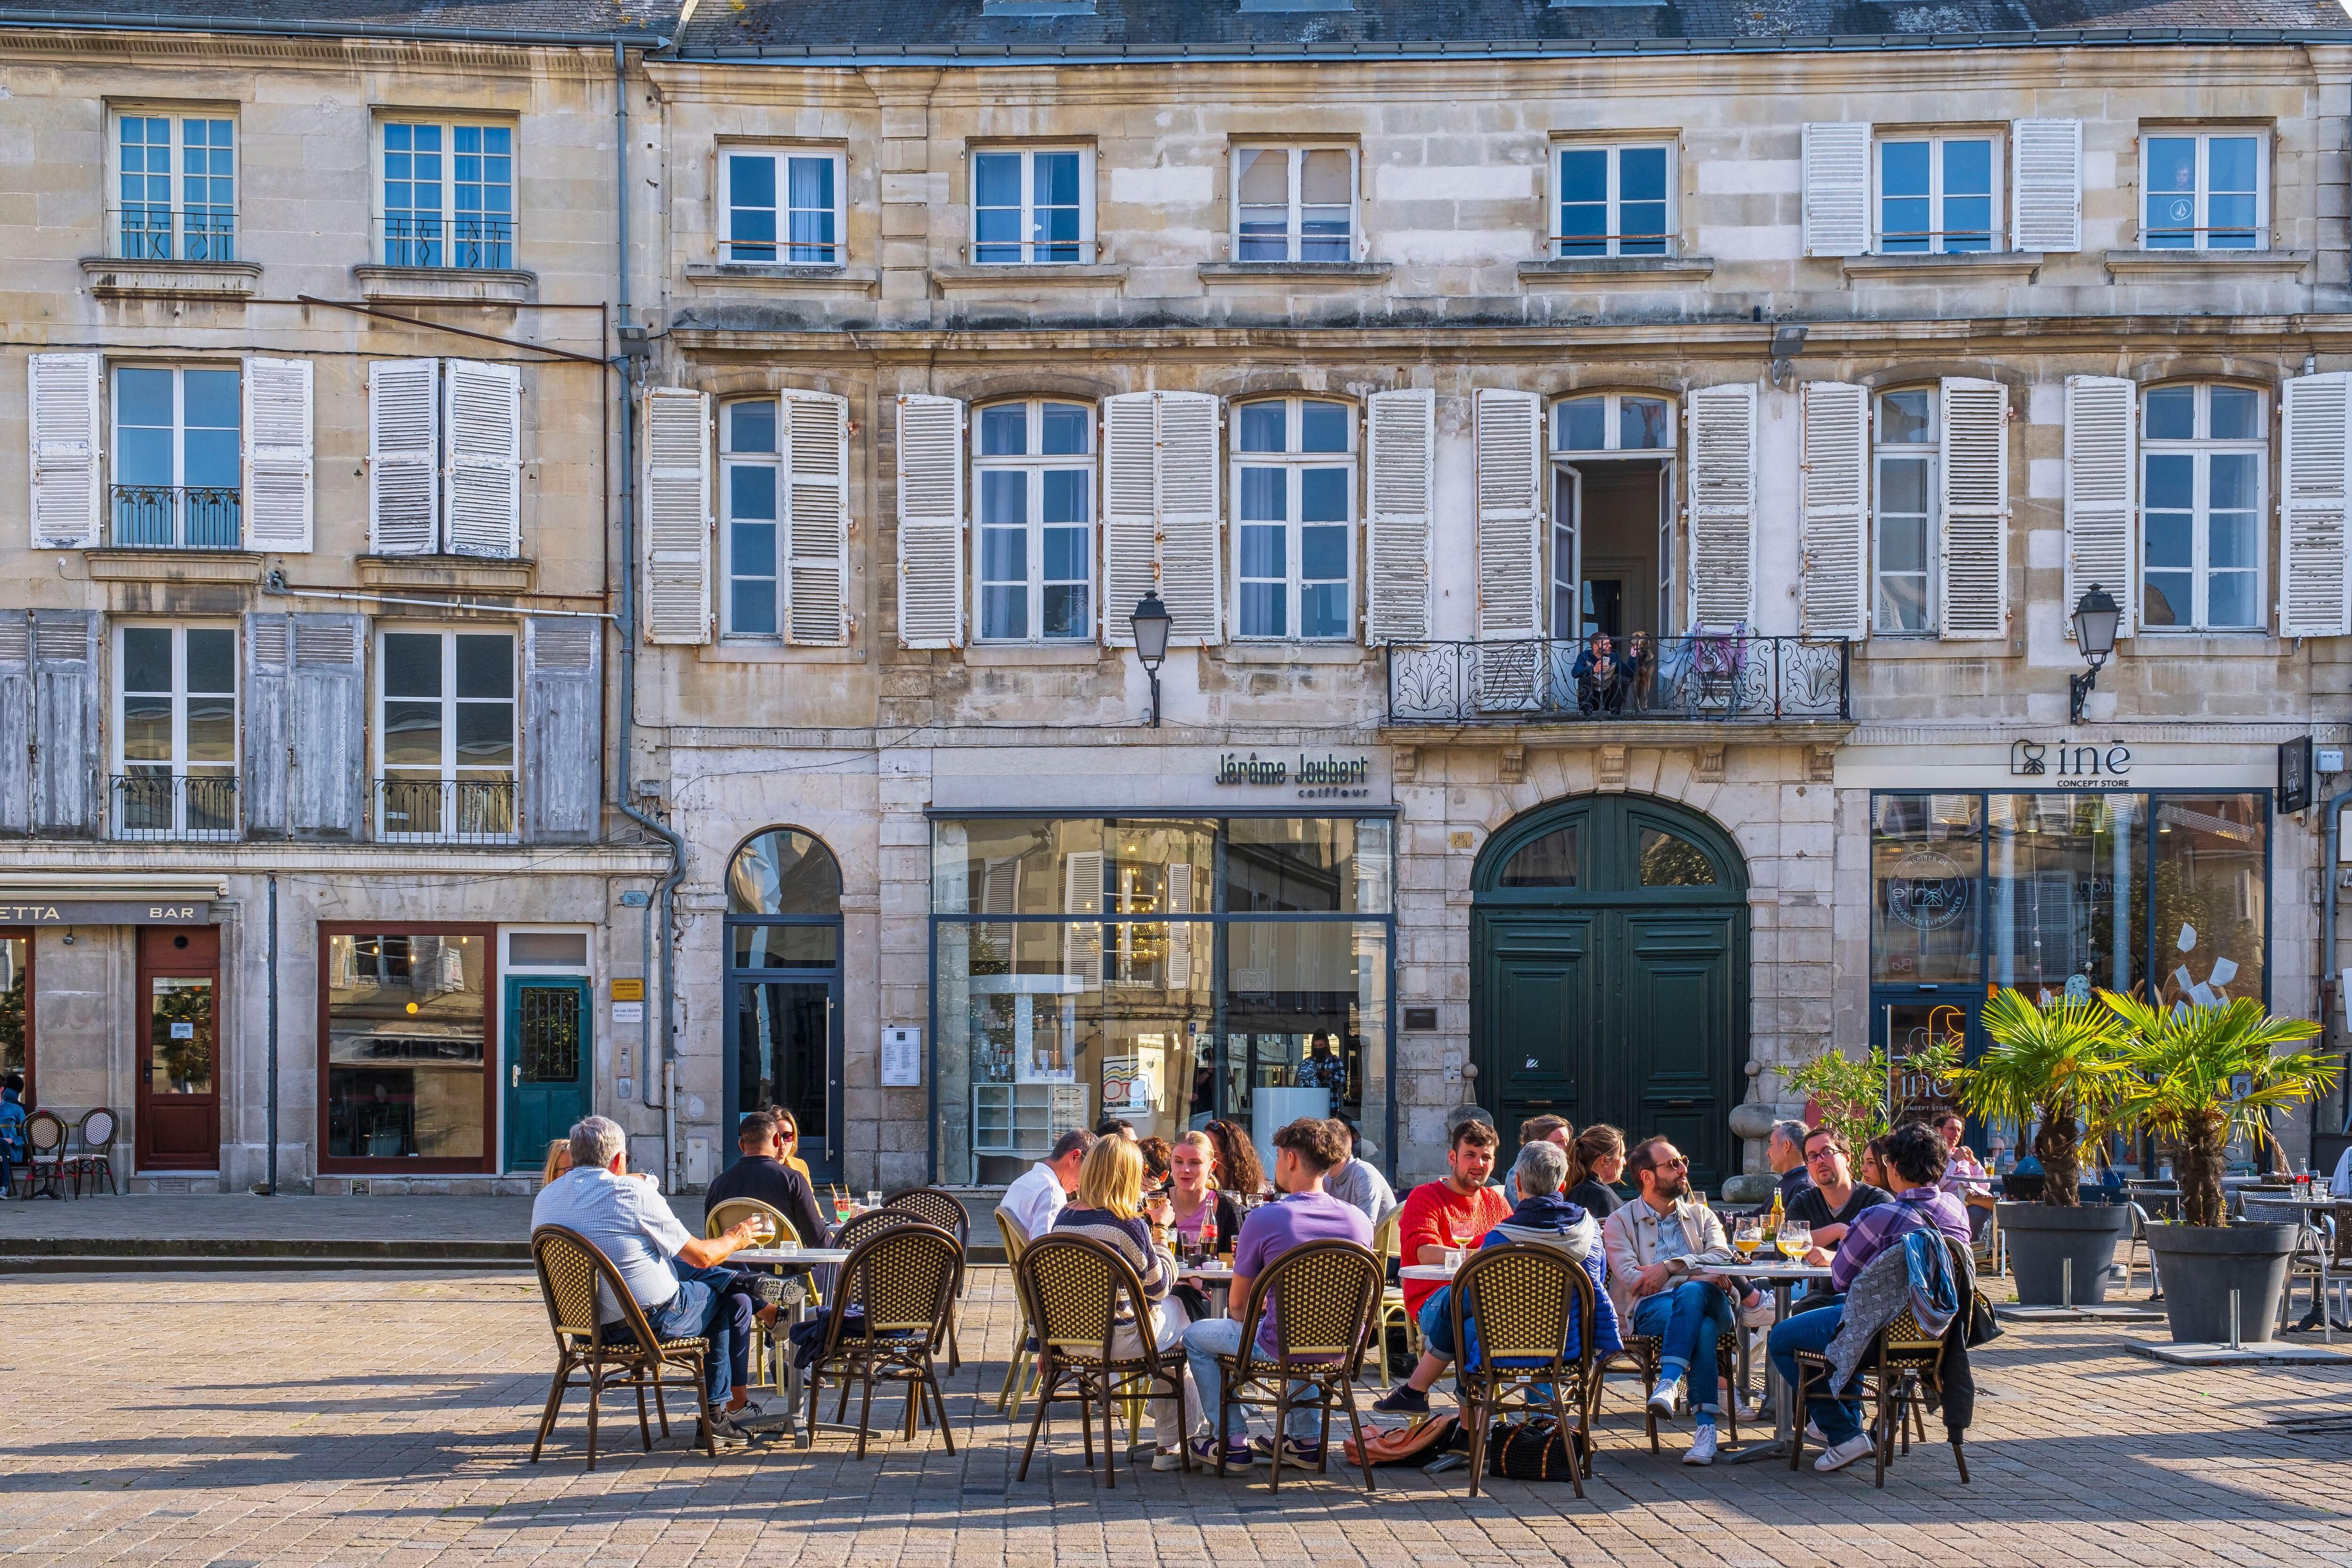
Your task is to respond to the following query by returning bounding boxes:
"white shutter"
[1098,391,1221,647]
[1802,122,1873,258]
[28,352,100,549]
[367,358,440,555]
[1798,381,1869,641]
[1686,382,1758,629]
[894,393,965,649]
[2280,373,2352,638]
[1473,388,1542,639]
[242,356,313,553]
[641,386,713,646]
[781,390,851,645]
[1365,387,1435,643]
[2064,375,2137,639]
[1100,393,1158,649]
[1939,377,2010,640]
[2011,118,2083,254]
[443,358,522,558]
[1063,850,1104,992]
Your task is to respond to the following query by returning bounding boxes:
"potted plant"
[1926,987,2136,1307]
[2103,993,2335,1344]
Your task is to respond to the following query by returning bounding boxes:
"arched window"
[1638,827,1719,887]
[728,828,842,917]
[974,398,1094,643]
[1233,396,1355,641]
[2141,382,2265,632]
[724,827,844,1184]
[1546,392,1677,642]
[1500,825,1579,888]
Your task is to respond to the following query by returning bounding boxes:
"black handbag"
[1485,1417,1581,1481]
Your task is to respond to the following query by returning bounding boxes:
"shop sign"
[1215,751,1374,800]
[1882,849,1971,932]
[0,900,210,924]
[2010,739,2132,788]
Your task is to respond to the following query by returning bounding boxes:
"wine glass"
[1734,1218,1764,1260]
[1778,1220,1812,1262]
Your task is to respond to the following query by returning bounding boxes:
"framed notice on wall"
[882,1027,922,1088]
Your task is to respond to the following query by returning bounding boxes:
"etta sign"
[0,900,210,923]
[2011,739,2130,788]
[1216,752,1373,800]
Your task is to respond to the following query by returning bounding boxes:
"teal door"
[504,976,592,1171]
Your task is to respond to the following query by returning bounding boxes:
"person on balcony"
[1572,632,1635,716]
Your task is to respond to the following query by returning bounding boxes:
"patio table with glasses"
[1718,1236,1836,1467]
[732,1245,852,1446]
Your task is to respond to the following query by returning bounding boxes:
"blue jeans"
[1418,1288,1457,1358]
[1183,1318,1321,1444]
[645,1261,752,1409]
[1767,1303,1861,1443]
[1629,1281,1735,1416]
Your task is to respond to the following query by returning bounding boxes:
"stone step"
[0,1254,531,1274]
[0,1235,528,1259]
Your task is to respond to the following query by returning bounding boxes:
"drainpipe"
[2327,786,2352,1134]
[265,873,278,1196]
[609,39,689,1191]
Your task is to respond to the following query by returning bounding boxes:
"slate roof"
[0,0,680,40]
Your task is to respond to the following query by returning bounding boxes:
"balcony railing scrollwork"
[110,773,238,842]
[1385,634,1851,725]
[111,485,242,550]
[375,778,518,845]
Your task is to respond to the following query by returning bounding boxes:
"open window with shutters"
[111,622,238,841]
[2139,382,2267,632]
[366,358,520,559]
[1547,391,1677,644]
[975,398,1094,644]
[719,390,852,645]
[1875,129,2001,254]
[1851,378,2008,639]
[1806,119,2079,257]
[1232,396,1355,641]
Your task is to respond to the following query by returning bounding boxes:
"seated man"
[1788,1126,1892,1256]
[1183,1117,1372,1469]
[1601,1137,1770,1465]
[1571,632,1632,716]
[1322,1115,1398,1226]
[998,1128,1096,1242]
[1933,1111,1998,1241]
[0,1074,24,1199]
[1395,1119,1511,1340]
[531,1114,776,1443]
[1767,1120,1972,1473]
[1374,1139,1620,1416]
[704,1110,831,1249]
[1769,1118,1816,1207]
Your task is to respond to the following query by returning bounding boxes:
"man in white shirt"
[531,1115,771,1442]
[997,1128,1095,1242]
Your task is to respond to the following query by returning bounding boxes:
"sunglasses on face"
[1657,1154,1688,1169]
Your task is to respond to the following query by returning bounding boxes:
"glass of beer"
[1778,1221,1812,1261]
[1734,1219,1764,1259]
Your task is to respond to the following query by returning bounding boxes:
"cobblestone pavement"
[1,1269,2347,1568]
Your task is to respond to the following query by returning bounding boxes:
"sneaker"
[1739,1294,1777,1329]
[1682,1423,1719,1465]
[733,1401,792,1430]
[1803,1420,1825,1445]
[1814,1433,1876,1473]
[1190,1435,1257,1468]
[1646,1376,1684,1419]
[1371,1385,1430,1416]
[1152,1447,1185,1472]
[1253,1433,1323,1467]
[706,1409,754,1445]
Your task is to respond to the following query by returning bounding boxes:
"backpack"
[1342,1413,1462,1467]
[1485,1416,1582,1481]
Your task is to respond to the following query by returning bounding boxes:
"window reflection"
[1988,794,2143,995]
[1501,826,1579,887]
[1871,794,1983,984]
[728,828,843,916]
[324,932,487,1162]
[1638,828,1717,887]
[2154,795,2265,1007]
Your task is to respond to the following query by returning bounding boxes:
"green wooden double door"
[1472,795,1749,1194]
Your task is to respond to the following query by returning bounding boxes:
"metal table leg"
[1722,1281,1798,1465]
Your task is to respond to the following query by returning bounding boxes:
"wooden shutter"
[443,358,522,558]
[288,613,366,837]
[894,393,966,649]
[523,617,602,842]
[1799,381,1870,641]
[641,387,713,646]
[31,610,96,835]
[367,358,440,555]
[1802,122,1872,258]
[28,352,101,550]
[1686,382,1759,629]
[1473,388,1542,638]
[2011,118,2083,254]
[1939,377,2010,640]
[2280,373,2352,638]
[243,612,292,836]
[1063,849,1104,992]
[2064,375,2137,639]
[0,616,26,835]
[781,390,850,646]
[242,357,313,553]
[1098,390,1222,647]
[1365,387,1435,643]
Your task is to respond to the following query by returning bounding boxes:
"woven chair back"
[1016,1232,1153,1367]
[834,1221,959,1340]
[1237,1238,1381,1366]
[531,1224,668,1355]
[1370,1204,1401,1264]
[25,1110,63,1154]
[834,1206,920,1254]
[77,1107,117,1149]
[2328,1206,2352,1266]
[706,1197,798,1245]
[995,1207,1032,1261]
[1453,1242,1590,1365]
[886,1186,972,1247]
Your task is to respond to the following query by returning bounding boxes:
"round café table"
[733,1247,853,1446]
[1715,1259,1835,1466]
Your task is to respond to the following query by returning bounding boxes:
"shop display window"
[321,928,492,1166]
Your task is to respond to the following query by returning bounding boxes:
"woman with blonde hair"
[1049,1135,1196,1470]
[1168,1131,1243,1256]
[539,1138,573,1186]
[766,1105,814,1181]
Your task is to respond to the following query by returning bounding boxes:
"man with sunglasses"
[705,1110,831,1250]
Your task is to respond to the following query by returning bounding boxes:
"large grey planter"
[1998,1201,2132,1306]
[2143,1222,2299,1345]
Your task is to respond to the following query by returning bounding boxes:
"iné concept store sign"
[1216,752,1374,800]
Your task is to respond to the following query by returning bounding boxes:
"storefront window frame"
[926,808,1399,1186]
[316,920,498,1175]
[0,929,32,1108]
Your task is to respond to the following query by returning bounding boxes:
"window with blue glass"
[1235,398,1354,641]
[382,121,514,269]
[111,366,240,550]
[2142,133,2264,251]
[975,399,1093,643]
[723,149,842,263]
[1554,143,1669,258]
[115,114,234,262]
[1876,135,1994,253]
[971,148,1088,264]
[722,398,783,637]
[2141,383,2265,632]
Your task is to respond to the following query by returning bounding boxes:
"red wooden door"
[136,926,220,1171]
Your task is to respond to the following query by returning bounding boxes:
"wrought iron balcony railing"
[377,215,517,271]
[376,778,517,845]
[1385,635,1851,725]
[111,485,241,550]
[110,773,238,841]
[109,207,238,263]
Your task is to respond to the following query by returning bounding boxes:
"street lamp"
[2068,583,2122,724]
[1130,591,1172,728]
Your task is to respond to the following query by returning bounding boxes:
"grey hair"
[1769,1118,1811,1149]
[1514,1138,1569,1197]
[569,1115,627,1172]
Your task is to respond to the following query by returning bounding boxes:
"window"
[322,926,491,1166]
[2142,384,2265,631]
[722,148,842,263]
[722,399,784,637]
[1235,398,1354,640]
[0,935,29,1104]
[1233,146,1354,263]
[1877,134,1995,253]
[1554,143,1670,258]
[112,365,240,549]
[2144,133,2265,250]
[1552,393,1673,455]
[971,148,1089,264]
[378,629,516,842]
[114,113,234,262]
[1874,388,1938,633]
[112,624,236,840]
[382,120,514,269]
[974,399,1093,642]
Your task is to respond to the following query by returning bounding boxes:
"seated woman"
[1203,1118,1270,1203]
[1050,1136,1198,1471]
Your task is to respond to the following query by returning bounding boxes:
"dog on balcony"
[1626,630,1657,712]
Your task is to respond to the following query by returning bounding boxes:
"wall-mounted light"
[2069,583,2122,724]
[1130,592,1173,729]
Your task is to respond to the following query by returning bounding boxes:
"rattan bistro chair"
[995,1209,1048,1415]
[22,1110,66,1200]
[528,1224,715,1470]
[1449,1242,1601,1499]
[1370,1205,1412,1386]
[1605,1317,1741,1454]
[1208,1238,1383,1494]
[1787,1238,1973,1489]
[887,1187,972,1369]
[804,1220,961,1459]
[832,1205,920,1252]
[705,1198,802,1391]
[66,1108,118,1196]
[1012,1232,1191,1487]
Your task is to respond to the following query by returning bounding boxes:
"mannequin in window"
[1573,631,1635,716]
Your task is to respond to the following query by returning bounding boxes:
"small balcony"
[110,773,238,842]
[376,778,517,845]
[109,207,237,263]
[1384,635,1851,726]
[111,486,241,551]
[376,215,516,271]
